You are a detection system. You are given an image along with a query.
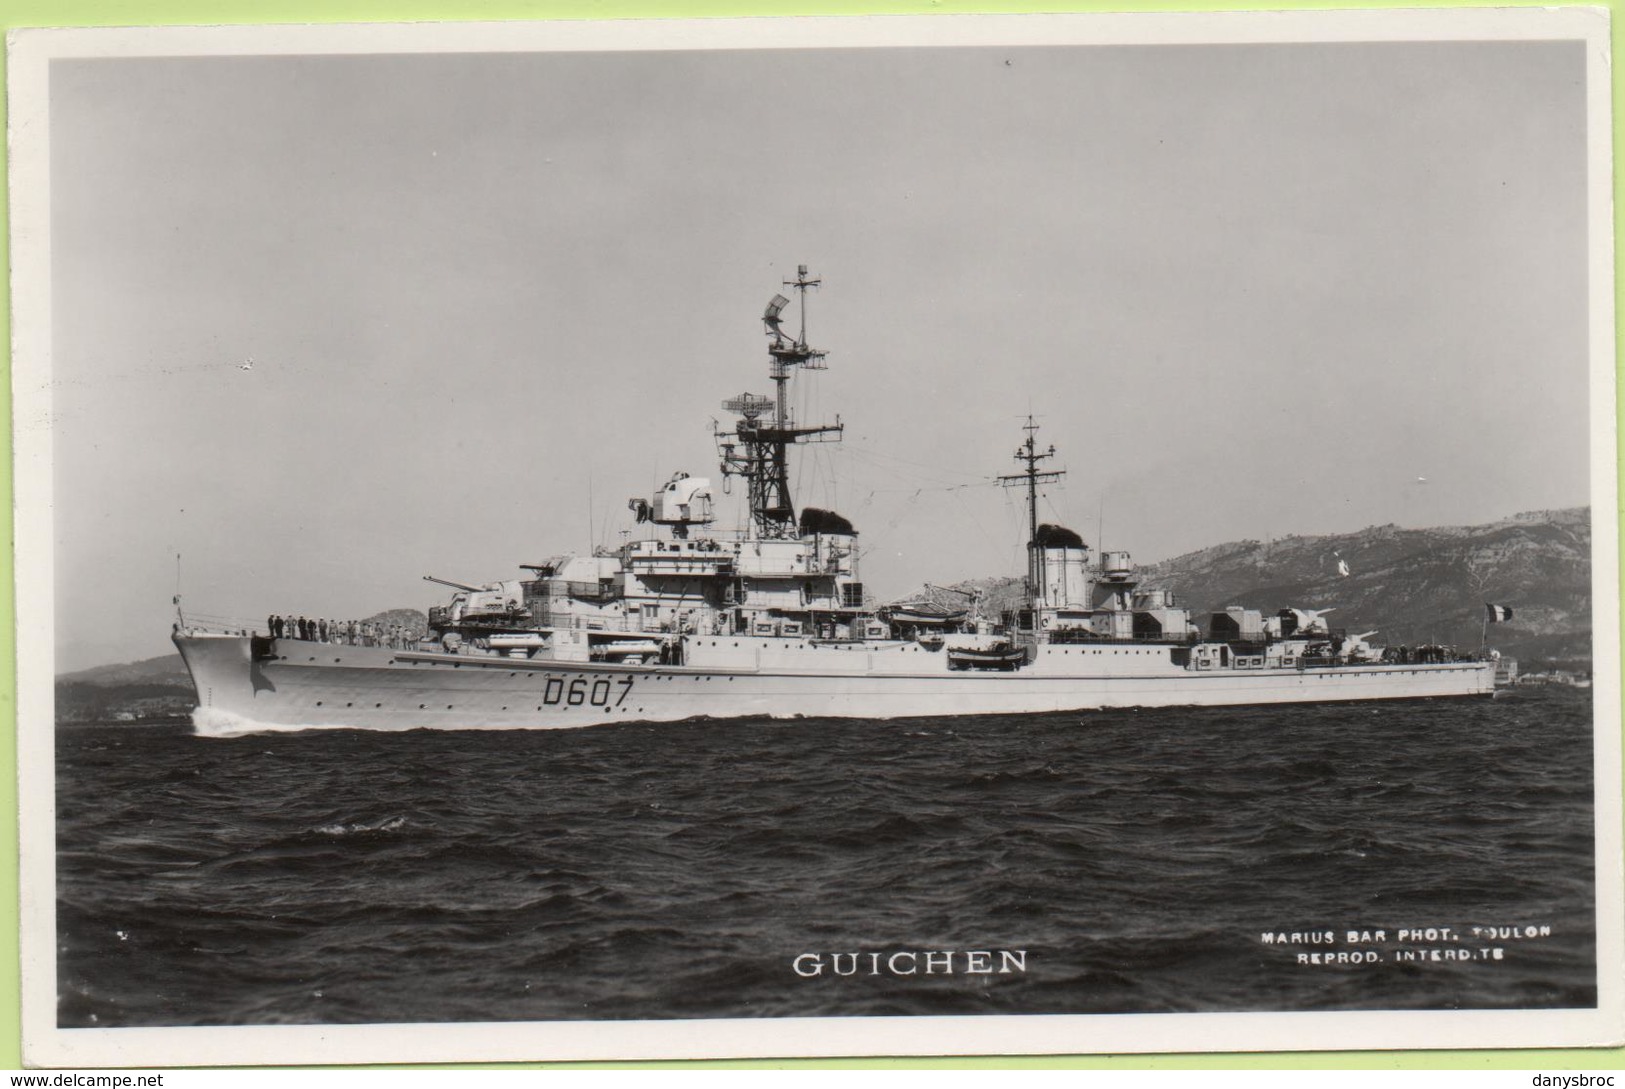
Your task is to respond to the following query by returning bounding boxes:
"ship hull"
[175,633,1497,734]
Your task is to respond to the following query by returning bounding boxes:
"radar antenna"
[717,265,843,538]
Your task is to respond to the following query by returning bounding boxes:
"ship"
[173,267,1495,733]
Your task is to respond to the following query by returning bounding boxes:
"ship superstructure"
[173,268,1495,734]
[420,266,877,667]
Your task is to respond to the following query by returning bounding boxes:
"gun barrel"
[423,575,481,593]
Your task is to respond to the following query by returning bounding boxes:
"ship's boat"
[947,643,1028,671]
[172,267,1497,734]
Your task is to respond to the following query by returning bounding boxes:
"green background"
[1,0,1620,1072]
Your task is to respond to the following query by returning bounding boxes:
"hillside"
[58,653,191,688]
[904,508,1592,671]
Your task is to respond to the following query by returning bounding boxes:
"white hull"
[175,633,1496,735]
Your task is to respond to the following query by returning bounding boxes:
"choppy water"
[56,687,1597,1027]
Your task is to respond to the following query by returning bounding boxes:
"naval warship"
[173,268,1495,733]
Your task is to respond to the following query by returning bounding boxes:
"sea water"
[54,686,1597,1026]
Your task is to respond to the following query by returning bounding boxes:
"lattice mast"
[717,265,843,539]
[997,418,1065,622]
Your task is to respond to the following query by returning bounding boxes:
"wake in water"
[191,707,361,738]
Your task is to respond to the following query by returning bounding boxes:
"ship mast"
[998,418,1064,625]
[718,265,843,539]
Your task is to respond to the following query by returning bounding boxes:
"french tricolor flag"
[1486,603,1514,623]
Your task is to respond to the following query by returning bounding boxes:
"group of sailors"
[267,614,420,649]
[1384,643,1474,664]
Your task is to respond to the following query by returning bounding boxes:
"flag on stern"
[1485,603,1514,623]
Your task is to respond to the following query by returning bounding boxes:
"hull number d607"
[541,676,635,708]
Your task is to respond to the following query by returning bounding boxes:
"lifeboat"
[947,642,1028,671]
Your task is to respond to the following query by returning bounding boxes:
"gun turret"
[1289,607,1336,635]
[1342,630,1382,663]
[424,575,481,593]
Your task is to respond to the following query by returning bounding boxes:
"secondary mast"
[717,265,844,539]
[998,418,1065,624]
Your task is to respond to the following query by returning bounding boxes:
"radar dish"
[723,392,774,419]
[763,294,790,337]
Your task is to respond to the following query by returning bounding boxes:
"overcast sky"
[45,36,1593,671]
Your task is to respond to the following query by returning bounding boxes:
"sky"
[42,35,1595,672]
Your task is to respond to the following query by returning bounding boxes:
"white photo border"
[9,7,1622,1067]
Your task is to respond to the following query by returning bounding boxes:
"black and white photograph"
[10,8,1622,1066]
